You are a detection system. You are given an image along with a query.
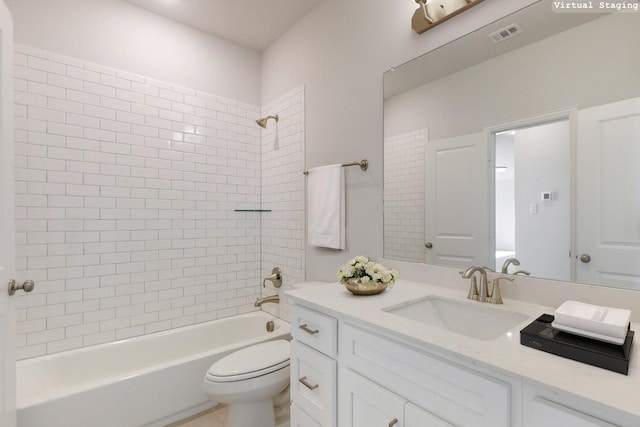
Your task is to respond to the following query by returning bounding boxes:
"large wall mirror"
[383,0,640,290]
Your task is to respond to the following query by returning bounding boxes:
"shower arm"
[256,114,279,128]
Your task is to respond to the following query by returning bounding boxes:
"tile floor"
[167,406,228,427]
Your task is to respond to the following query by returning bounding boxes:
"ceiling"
[122,0,322,52]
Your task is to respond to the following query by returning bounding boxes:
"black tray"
[520,314,634,375]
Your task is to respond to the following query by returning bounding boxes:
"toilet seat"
[206,339,290,383]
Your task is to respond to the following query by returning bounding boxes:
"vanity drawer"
[341,323,511,427]
[291,403,323,427]
[290,340,337,427]
[527,397,619,427]
[291,304,337,357]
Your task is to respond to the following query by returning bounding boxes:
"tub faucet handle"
[263,267,282,288]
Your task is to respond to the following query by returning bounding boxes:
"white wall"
[495,135,515,252]
[262,0,537,281]
[5,0,261,105]
[13,45,265,359]
[7,0,311,359]
[515,120,571,281]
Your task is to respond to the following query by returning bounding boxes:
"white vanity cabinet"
[289,302,515,427]
[287,284,640,427]
[340,323,513,427]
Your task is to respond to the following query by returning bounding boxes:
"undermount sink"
[383,296,530,341]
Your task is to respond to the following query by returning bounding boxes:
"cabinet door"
[528,397,619,427]
[339,369,405,427]
[405,403,454,427]
[291,404,323,427]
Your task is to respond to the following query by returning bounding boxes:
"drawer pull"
[299,324,319,335]
[388,419,399,427]
[298,376,319,390]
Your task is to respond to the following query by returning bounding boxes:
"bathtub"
[17,312,290,427]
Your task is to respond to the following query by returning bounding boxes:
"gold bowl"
[344,279,388,296]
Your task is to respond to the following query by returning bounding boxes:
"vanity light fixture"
[411,0,485,34]
[413,0,434,26]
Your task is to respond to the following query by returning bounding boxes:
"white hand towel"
[552,300,631,344]
[307,164,345,249]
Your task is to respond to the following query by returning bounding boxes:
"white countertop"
[286,279,640,419]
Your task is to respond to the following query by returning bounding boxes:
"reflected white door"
[576,97,640,289]
[0,0,15,425]
[425,132,488,267]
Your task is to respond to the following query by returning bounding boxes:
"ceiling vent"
[488,23,523,43]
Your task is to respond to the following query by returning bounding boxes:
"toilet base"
[227,399,276,427]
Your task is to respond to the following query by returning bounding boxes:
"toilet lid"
[207,340,290,382]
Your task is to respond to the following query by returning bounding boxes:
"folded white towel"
[551,321,627,345]
[552,300,631,344]
[307,164,345,249]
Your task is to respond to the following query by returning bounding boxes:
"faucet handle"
[263,267,283,288]
[490,276,514,304]
[467,275,479,300]
[513,270,531,276]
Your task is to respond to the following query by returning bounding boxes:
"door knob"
[579,254,591,263]
[425,242,433,249]
[8,279,35,296]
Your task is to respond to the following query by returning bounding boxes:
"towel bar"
[303,159,368,175]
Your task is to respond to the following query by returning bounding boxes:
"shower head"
[256,114,279,128]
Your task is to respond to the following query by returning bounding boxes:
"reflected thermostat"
[541,191,553,201]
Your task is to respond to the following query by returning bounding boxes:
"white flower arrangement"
[337,256,398,286]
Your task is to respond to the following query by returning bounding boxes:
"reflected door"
[0,0,15,425]
[576,97,640,289]
[425,132,488,267]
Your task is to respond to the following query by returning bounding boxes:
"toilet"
[202,339,291,427]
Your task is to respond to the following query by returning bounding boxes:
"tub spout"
[254,295,280,307]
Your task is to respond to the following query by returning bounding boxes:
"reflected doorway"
[492,119,571,280]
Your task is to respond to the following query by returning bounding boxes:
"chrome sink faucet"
[462,266,514,304]
[461,266,489,302]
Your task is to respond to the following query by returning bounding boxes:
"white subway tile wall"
[13,44,287,359]
[383,129,427,263]
[259,87,306,322]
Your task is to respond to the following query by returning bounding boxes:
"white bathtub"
[16,312,290,427]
